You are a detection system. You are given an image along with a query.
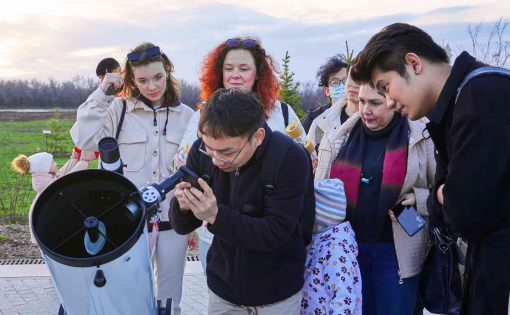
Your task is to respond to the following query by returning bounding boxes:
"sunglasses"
[225,38,259,48]
[127,46,162,61]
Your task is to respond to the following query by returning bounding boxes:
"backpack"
[197,131,315,245]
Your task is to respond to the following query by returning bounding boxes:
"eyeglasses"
[328,78,346,87]
[225,38,259,48]
[127,46,162,61]
[199,135,252,165]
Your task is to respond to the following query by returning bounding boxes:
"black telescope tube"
[98,137,124,174]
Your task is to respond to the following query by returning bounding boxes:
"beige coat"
[71,87,194,221]
[315,113,436,278]
[307,98,347,148]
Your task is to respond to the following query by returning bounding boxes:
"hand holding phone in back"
[100,72,123,95]
[388,192,416,222]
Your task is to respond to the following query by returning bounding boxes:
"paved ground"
[0,262,208,315]
[0,262,437,315]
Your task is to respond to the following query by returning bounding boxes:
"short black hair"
[351,23,449,83]
[199,88,264,139]
[96,58,121,76]
[317,55,349,87]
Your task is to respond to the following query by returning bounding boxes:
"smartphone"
[391,203,425,237]
[179,166,203,192]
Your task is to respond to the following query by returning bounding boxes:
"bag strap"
[261,131,293,195]
[115,99,127,140]
[456,66,510,103]
[280,102,289,127]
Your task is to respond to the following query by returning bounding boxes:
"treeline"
[0,76,327,113]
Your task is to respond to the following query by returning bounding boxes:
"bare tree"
[468,17,510,67]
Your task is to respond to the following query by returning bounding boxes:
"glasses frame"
[328,78,347,87]
[127,46,162,61]
[199,134,253,165]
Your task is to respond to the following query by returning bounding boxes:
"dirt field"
[0,109,77,121]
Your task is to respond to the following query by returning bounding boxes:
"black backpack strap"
[280,102,289,127]
[456,66,510,103]
[115,99,127,140]
[261,131,293,195]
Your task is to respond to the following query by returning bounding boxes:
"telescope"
[31,137,200,315]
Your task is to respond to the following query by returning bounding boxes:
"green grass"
[0,235,8,241]
[0,118,78,223]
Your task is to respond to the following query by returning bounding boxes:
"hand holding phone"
[391,203,425,237]
[179,166,203,192]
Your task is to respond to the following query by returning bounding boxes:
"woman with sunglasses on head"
[71,42,194,315]
[173,36,306,274]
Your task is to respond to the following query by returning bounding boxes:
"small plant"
[48,109,68,156]
[279,51,304,119]
[0,173,33,224]
[340,41,355,65]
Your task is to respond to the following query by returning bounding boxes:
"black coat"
[168,126,313,306]
[427,51,510,315]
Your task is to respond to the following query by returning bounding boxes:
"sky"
[0,0,509,85]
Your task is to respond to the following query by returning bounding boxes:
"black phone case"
[180,166,203,192]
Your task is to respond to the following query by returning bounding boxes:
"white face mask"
[329,83,345,103]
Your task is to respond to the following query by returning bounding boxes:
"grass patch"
[0,235,8,242]
[0,118,87,222]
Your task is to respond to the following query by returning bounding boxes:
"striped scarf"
[329,115,409,238]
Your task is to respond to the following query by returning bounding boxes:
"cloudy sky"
[1,0,508,85]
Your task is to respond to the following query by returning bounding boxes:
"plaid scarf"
[330,115,409,238]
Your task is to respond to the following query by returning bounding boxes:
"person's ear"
[323,86,330,97]
[404,53,422,75]
[253,127,265,146]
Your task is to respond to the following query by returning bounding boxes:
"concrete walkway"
[0,262,437,315]
[0,262,208,315]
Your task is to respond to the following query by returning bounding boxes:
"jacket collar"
[124,97,182,113]
[428,51,477,124]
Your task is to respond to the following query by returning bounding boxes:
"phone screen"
[396,206,425,237]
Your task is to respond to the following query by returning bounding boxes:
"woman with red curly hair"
[173,36,306,274]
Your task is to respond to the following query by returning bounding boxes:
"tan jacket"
[307,98,347,148]
[71,87,194,221]
[315,113,436,278]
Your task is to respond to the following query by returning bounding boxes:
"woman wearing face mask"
[315,83,435,315]
[306,58,360,152]
[173,36,306,274]
[71,42,194,315]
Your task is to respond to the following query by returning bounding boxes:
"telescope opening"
[32,170,145,267]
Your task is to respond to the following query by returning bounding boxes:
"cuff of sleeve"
[206,204,228,236]
[91,85,115,105]
[412,187,430,217]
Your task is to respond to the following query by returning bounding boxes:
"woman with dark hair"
[71,42,193,315]
[315,82,435,315]
[173,36,306,274]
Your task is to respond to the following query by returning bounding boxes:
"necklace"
[360,151,384,185]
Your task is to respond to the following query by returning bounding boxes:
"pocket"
[118,131,147,172]
[165,132,182,172]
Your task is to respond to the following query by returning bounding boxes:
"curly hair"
[11,154,30,175]
[122,42,180,104]
[200,37,280,118]
[317,55,349,87]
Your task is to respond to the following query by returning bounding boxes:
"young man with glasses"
[169,88,314,314]
[351,23,510,315]
[305,58,361,152]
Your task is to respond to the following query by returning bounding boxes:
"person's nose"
[385,95,396,109]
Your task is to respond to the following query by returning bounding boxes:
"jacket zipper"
[231,168,244,303]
